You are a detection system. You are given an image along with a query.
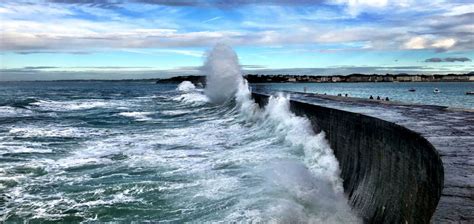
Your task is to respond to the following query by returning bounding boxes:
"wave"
[0,106,34,118]
[8,126,107,138]
[0,98,39,109]
[176,81,196,92]
[29,99,132,112]
[172,92,209,106]
[118,111,153,121]
[234,82,357,222]
[167,80,359,223]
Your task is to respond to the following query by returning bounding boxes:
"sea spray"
[174,81,209,105]
[176,81,196,92]
[181,44,358,222]
[229,46,357,222]
[202,43,346,188]
[204,43,244,104]
[234,86,357,222]
[262,93,343,186]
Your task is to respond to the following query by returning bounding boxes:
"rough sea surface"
[0,81,357,223]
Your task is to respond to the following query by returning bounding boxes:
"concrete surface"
[252,90,473,224]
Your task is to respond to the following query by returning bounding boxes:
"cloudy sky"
[0,0,473,80]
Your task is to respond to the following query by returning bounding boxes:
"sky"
[0,0,473,80]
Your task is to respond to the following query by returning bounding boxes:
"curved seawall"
[252,92,445,223]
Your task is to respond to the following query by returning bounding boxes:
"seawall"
[251,91,453,223]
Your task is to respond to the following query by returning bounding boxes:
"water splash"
[176,81,196,92]
[203,43,244,104]
[199,44,359,222]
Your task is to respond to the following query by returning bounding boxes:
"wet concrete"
[252,90,473,223]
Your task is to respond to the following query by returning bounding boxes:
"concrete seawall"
[252,92,447,223]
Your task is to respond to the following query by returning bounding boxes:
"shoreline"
[2,73,474,83]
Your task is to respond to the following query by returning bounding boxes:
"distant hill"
[156,75,205,84]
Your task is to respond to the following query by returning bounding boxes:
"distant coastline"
[2,73,473,83]
[157,73,474,84]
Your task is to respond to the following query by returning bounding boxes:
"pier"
[252,90,473,223]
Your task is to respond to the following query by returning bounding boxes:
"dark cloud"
[425,57,471,63]
[444,57,472,62]
[425,58,443,62]
[424,12,474,51]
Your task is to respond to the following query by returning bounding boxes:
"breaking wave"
[0,45,358,223]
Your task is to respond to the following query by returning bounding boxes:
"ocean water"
[253,82,474,109]
[0,81,357,223]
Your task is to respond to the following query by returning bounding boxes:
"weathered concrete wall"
[252,92,444,224]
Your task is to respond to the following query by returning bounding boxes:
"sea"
[0,80,472,223]
[0,80,358,223]
[253,82,474,109]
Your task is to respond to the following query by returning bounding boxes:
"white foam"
[202,45,358,221]
[172,92,209,105]
[204,43,244,104]
[194,176,240,200]
[160,109,192,116]
[8,126,105,138]
[118,111,153,121]
[30,99,127,111]
[0,144,53,154]
[0,106,33,117]
[176,81,196,92]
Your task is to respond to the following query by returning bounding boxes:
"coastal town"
[157,73,474,84]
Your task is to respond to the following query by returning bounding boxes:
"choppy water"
[0,81,357,223]
[253,82,474,109]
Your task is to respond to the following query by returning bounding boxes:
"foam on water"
[0,106,33,117]
[0,46,358,223]
[188,44,357,222]
[172,92,209,105]
[8,126,106,138]
[118,111,153,121]
[30,99,127,111]
[176,81,196,92]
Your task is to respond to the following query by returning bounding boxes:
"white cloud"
[443,4,474,16]
[404,36,428,49]
[431,38,456,49]
[332,0,391,16]
[0,2,73,17]
[404,36,458,50]
[0,0,472,53]
[153,49,204,57]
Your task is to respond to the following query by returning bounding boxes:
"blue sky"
[0,0,473,80]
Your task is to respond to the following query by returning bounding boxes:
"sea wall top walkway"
[253,90,473,223]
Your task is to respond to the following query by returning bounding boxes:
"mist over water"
[204,43,244,104]
[0,45,358,223]
[201,44,358,222]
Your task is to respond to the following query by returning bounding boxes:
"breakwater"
[252,91,470,223]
